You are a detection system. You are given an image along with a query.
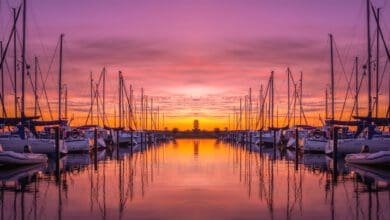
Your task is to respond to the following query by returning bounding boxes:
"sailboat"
[0,125,67,156]
[111,129,137,146]
[78,125,108,149]
[256,130,282,147]
[285,126,311,150]
[301,89,331,153]
[325,126,390,156]
[78,69,109,150]
[0,1,68,156]
[326,0,390,156]
[63,127,91,153]
[302,127,330,153]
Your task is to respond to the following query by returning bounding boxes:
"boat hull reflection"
[0,139,387,220]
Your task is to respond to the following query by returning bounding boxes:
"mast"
[96,73,100,125]
[13,8,17,118]
[244,96,247,130]
[103,67,106,125]
[271,71,274,128]
[121,76,124,128]
[260,85,263,129]
[375,8,380,117]
[366,0,372,118]
[325,87,329,119]
[133,89,138,130]
[367,5,390,118]
[118,71,122,128]
[64,85,68,119]
[300,71,303,125]
[239,98,242,130]
[96,82,100,126]
[246,94,250,130]
[141,88,144,130]
[129,85,132,129]
[34,56,38,116]
[0,42,4,118]
[132,85,135,129]
[293,82,297,125]
[122,76,124,128]
[249,88,252,130]
[268,77,271,128]
[58,34,64,122]
[355,57,359,116]
[150,97,153,131]
[145,96,148,131]
[287,68,290,126]
[247,95,249,130]
[329,34,335,121]
[21,0,27,118]
[90,72,93,124]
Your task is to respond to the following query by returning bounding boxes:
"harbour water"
[0,139,389,220]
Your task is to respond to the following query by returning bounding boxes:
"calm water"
[0,139,389,220]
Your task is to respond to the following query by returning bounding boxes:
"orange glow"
[2,139,386,219]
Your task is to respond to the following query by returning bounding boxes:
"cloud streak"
[0,0,389,129]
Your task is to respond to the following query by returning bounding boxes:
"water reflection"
[194,140,199,160]
[0,139,388,219]
[227,142,390,220]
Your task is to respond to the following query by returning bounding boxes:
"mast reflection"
[227,141,390,220]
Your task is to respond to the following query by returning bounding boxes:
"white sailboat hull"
[303,138,327,153]
[325,137,390,155]
[0,137,67,155]
[259,133,281,146]
[112,131,137,145]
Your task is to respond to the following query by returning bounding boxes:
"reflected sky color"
[0,0,389,129]
[0,139,389,219]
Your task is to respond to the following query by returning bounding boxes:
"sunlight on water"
[0,139,389,219]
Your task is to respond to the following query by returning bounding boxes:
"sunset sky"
[0,0,389,130]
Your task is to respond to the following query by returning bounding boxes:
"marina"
[0,139,388,219]
[0,0,389,219]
